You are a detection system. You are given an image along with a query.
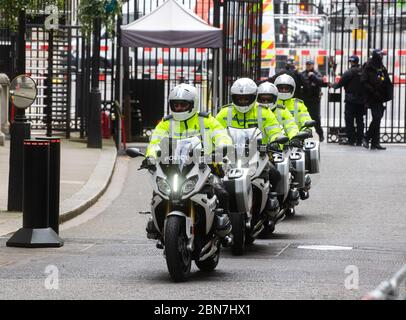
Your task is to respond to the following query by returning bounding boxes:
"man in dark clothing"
[269,58,306,99]
[333,55,365,146]
[301,60,329,142]
[361,49,393,150]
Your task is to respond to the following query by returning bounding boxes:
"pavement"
[0,133,117,237]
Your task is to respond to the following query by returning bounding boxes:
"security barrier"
[7,138,63,248]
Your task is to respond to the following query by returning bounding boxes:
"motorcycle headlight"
[181,176,198,195]
[157,177,171,196]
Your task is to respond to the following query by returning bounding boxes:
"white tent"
[117,0,224,149]
[121,0,223,48]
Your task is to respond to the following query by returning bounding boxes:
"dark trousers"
[213,183,230,214]
[345,102,365,144]
[365,104,385,145]
[304,99,324,139]
[269,166,281,192]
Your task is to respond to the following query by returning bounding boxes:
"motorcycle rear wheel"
[165,216,192,282]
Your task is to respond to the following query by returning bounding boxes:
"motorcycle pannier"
[273,153,290,198]
[290,150,306,189]
[304,141,320,174]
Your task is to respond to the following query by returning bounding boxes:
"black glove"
[290,138,303,148]
[141,157,156,169]
[268,142,282,152]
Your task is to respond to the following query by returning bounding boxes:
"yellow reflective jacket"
[215,103,284,143]
[276,98,313,130]
[269,104,299,140]
[146,112,232,158]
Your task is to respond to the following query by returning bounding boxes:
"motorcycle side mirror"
[303,120,316,128]
[273,136,289,145]
[126,148,145,158]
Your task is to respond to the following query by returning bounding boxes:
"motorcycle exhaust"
[199,238,219,261]
[251,224,265,239]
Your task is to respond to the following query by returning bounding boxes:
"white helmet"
[230,78,258,113]
[257,82,279,109]
[168,83,198,121]
[274,74,296,100]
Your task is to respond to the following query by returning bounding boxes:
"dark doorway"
[129,79,165,138]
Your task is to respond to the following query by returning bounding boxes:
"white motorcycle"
[286,121,320,217]
[223,127,288,255]
[127,136,231,282]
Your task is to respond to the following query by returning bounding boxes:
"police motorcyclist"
[332,55,365,146]
[257,81,300,141]
[259,81,312,201]
[274,74,314,132]
[215,78,287,208]
[145,83,233,245]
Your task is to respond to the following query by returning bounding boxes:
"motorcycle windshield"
[227,127,262,168]
[158,136,202,173]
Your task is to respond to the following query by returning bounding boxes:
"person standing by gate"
[332,55,365,146]
[361,49,393,150]
[301,60,328,142]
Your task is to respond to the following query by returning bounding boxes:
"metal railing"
[364,265,406,300]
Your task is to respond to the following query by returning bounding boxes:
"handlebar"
[294,131,312,140]
[302,120,317,129]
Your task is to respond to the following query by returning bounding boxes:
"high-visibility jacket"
[276,98,313,130]
[269,104,299,140]
[215,103,284,143]
[146,112,232,158]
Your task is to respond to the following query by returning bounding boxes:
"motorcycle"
[282,120,319,218]
[126,136,231,282]
[222,127,288,255]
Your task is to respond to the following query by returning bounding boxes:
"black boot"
[146,218,159,239]
[267,192,280,216]
[371,143,386,150]
[362,136,370,149]
[214,210,233,247]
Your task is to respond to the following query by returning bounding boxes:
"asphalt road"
[0,143,405,300]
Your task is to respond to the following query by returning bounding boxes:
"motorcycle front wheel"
[165,216,192,282]
[230,213,246,256]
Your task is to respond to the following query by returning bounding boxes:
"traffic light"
[299,0,309,12]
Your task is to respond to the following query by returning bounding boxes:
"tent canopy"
[120,0,223,48]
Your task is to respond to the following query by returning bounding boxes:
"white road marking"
[276,243,291,257]
[297,245,353,251]
[60,180,86,185]
[80,243,96,252]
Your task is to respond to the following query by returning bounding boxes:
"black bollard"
[7,139,63,247]
[7,121,31,211]
[36,137,61,234]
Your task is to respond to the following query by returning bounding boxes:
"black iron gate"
[119,0,263,141]
[222,0,263,103]
[1,0,263,141]
[328,0,406,143]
